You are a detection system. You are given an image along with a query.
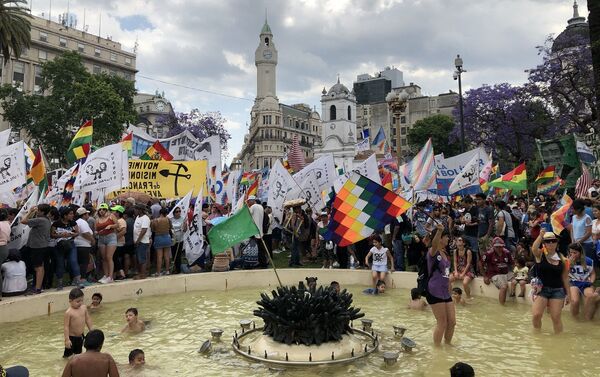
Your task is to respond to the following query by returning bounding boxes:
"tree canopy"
[165,109,231,151]
[0,51,137,166]
[407,114,461,157]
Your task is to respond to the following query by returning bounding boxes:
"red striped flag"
[288,134,306,173]
[575,164,592,198]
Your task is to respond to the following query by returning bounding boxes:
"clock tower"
[255,18,278,102]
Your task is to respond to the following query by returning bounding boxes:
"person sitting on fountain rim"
[363,280,386,295]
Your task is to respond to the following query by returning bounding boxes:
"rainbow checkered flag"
[322,172,412,247]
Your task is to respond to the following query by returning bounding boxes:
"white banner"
[449,153,481,195]
[296,170,323,213]
[434,147,489,196]
[0,141,27,195]
[8,190,39,251]
[75,143,125,192]
[0,128,11,147]
[293,154,336,192]
[168,189,193,218]
[183,189,204,264]
[355,138,370,153]
[334,154,380,192]
[267,160,298,223]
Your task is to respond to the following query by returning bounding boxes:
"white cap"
[76,207,89,215]
[247,195,257,200]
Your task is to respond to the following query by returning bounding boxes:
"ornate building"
[314,78,357,170]
[236,19,321,171]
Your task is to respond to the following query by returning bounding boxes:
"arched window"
[264,37,270,46]
[347,106,351,120]
[330,105,336,120]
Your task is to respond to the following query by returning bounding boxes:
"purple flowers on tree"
[163,109,231,151]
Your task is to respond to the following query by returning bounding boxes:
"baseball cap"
[98,203,109,210]
[492,237,505,247]
[110,205,125,214]
[76,207,89,216]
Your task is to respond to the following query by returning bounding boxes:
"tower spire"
[567,0,586,25]
[573,0,579,18]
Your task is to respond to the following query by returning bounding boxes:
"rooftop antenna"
[49,0,51,21]
[83,8,85,30]
[98,11,101,39]
[133,35,139,54]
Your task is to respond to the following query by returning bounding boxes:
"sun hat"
[110,205,125,214]
[76,207,89,216]
[126,197,136,205]
[542,232,557,241]
[98,203,109,210]
[492,237,505,247]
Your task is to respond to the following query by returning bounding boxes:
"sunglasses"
[543,239,558,244]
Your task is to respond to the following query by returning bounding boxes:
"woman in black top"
[531,229,571,333]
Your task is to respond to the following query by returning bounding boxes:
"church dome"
[327,78,350,96]
[258,96,279,111]
[552,1,589,53]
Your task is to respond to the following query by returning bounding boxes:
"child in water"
[408,288,427,310]
[451,287,467,306]
[90,293,103,310]
[121,308,145,334]
[63,288,93,358]
[363,280,386,295]
[364,235,394,287]
[129,349,145,368]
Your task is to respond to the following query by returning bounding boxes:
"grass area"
[269,249,323,269]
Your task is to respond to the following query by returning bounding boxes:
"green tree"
[407,114,461,157]
[0,51,136,166]
[0,0,31,62]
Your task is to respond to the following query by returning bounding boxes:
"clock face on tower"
[156,101,166,112]
[262,49,272,59]
[329,123,336,130]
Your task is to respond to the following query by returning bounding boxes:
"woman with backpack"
[427,223,455,346]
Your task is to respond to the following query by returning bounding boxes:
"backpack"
[416,252,439,296]
[241,239,259,268]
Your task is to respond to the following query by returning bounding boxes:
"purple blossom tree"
[164,109,231,151]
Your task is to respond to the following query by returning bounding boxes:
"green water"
[1,286,599,376]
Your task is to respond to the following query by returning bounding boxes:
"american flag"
[288,134,306,173]
[575,163,592,198]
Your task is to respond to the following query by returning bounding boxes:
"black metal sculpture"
[253,283,364,346]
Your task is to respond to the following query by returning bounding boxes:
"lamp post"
[454,54,466,153]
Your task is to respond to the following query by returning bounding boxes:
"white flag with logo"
[183,188,204,264]
[75,143,125,192]
[168,189,193,219]
[267,160,298,223]
[449,154,481,195]
[296,170,323,212]
[8,190,39,251]
[355,138,370,153]
[293,154,336,192]
[0,128,11,147]
[334,154,380,192]
[0,141,27,194]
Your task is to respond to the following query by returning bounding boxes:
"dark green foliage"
[253,283,364,346]
[407,114,461,158]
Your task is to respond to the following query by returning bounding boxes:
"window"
[78,43,85,53]
[401,139,407,146]
[39,32,48,42]
[400,127,407,135]
[94,48,101,57]
[392,117,396,125]
[59,37,67,47]
[392,139,397,147]
[348,106,351,120]
[110,52,117,62]
[93,65,101,74]
[392,128,397,136]
[34,65,43,94]
[146,105,150,111]
[301,123,304,130]
[330,105,336,120]
[38,50,47,60]
[262,115,272,125]
[400,116,406,124]
[275,116,280,125]
[21,48,28,56]
[125,57,132,66]
[363,108,367,116]
[295,121,299,129]
[260,130,264,137]
[12,62,25,87]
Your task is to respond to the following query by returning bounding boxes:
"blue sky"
[28,0,589,164]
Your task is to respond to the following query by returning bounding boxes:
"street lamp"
[454,54,466,153]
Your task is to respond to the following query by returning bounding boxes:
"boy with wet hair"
[121,308,145,334]
[128,349,145,368]
[408,288,427,310]
[63,288,93,358]
[61,329,119,377]
[90,293,103,310]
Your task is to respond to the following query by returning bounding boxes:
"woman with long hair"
[567,242,598,320]
[450,236,474,299]
[96,203,118,284]
[427,223,455,346]
[531,229,571,333]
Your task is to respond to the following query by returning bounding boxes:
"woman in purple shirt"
[427,223,455,346]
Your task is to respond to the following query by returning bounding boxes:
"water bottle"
[350,255,355,269]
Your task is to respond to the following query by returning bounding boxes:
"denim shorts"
[538,286,566,300]
[136,243,150,264]
[98,233,117,247]
[153,234,172,249]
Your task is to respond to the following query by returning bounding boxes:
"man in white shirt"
[247,196,267,267]
[74,207,94,283]
[133,205,152,279]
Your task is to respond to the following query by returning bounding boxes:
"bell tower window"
[264,37,270,46]
[330,105,337,121]
[347,106,351,120]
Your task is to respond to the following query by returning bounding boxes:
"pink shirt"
[0,221,10,246]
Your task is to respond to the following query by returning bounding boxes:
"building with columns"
[236,19,321,171]
[314,78,357,170]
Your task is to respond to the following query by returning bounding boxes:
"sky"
[28,0,589,163]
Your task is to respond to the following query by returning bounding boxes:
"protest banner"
[576,131,600,178]
[334,154,380,192]
[0,141,27,195]
[183,189,204,264]
[434,147,489,196]
[8,190,39,251]
[267,160,298,223]
[536,135,581,188]
[111,160,207,199]
[293,154,336,192]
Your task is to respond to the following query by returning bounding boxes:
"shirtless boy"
[62,329,119,377]
[90,293,103,310]
[64,288,93,358]
[121,308,145,334]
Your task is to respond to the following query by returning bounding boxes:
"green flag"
[207,205,260,255]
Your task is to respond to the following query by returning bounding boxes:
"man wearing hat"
[482,237,514,305]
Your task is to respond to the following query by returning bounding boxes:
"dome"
[258,96,279,111]
[552,1,590,53]
[327,78,350,96]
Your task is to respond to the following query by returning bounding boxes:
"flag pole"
[260,237,283,287]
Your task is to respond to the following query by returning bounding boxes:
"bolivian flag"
[66,120,93,164]
[121,132,133,157]
[535,166,555,182]
[140,140,173,161]
[488,163,527,191]
[31,147,48,193]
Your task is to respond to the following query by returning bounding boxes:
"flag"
[288,134,306,172]
[479,155,494,191]
[246,179,258,199]
[282,159,294,174]
[575,164,592,198]
[360,129,370,140]
[168,189,193,219]
[31,147,48,193]
[207,205,260,254]
[0,128,10,147]
[535,166,555,182]
[488,163,527,191]
[381,172,393,190]
[121,132,133,157]
[371,127,386,153]
[550,193,572,234]
[399,138,436,192]
[449,153,481,195]
[537,177,563,196]
[66,120,93,164]
[322,172,412,247]
[140,140,173,161]
[60,164,79,206]
[183,189,205,264]
[576,140,596,164]
[355,138,370,153]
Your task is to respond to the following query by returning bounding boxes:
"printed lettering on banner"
[0,141,27,194]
